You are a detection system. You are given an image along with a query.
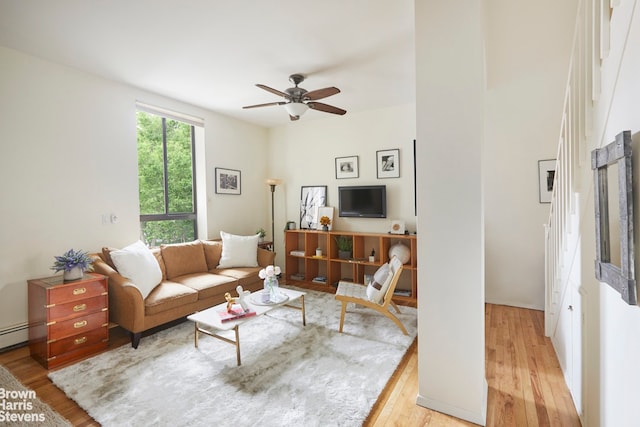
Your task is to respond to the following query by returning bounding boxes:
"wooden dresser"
[28,273,109,369]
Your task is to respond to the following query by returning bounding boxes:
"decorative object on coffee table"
[50,248,93,281]
[259,264,282,303]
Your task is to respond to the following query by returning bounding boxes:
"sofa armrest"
[257,248,276,267]
[91,255,146,333]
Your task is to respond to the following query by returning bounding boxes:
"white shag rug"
[49,286,417,427]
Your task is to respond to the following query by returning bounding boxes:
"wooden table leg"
[194,322,199,348]
[234,325,241,366]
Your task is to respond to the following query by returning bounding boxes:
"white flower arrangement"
[259,265,281,280]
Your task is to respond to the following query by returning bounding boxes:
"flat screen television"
[338,185,387,218]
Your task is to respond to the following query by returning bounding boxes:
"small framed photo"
[215,167,241,195]
[377,149,400,178]
[538,159,556,203]
[335,156,359,179]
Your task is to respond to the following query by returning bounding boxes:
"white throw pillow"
[366,263,393,304]
[110,240,162,300]
[217,231,259,268]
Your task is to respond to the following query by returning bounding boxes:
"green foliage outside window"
[137,111,196,245]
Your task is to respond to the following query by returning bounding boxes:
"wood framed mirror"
[592,130,636,304]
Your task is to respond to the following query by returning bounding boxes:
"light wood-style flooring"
[0,304,580,426]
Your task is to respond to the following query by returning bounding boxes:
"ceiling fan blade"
[242,101,286,109]
[307,102,347,115]
[256,84,288,98]
[304,87,340,101]
[289,115,300,121]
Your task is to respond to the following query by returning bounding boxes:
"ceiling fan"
[243,74,347,121]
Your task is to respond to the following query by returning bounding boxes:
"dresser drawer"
[48,278,107,305]
[48,294,107,321]
[49,326,108,356]
[49,310,108,340]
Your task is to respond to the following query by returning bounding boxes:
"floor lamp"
[266,178,282,248]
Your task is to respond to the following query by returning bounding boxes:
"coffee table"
[187,287,306,365]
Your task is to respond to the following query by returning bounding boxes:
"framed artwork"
[215,167,241,195]
[315,206,335,231]
[538,159,556,203]
[335,156,359,179]
[377,149,400,178]
[300,186,327,229]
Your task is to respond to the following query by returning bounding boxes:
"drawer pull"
[74,336,87,345]
[73,320,88,329]
[73,287,87,295]
[73,303,87,312]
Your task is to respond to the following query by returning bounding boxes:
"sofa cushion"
[150,247,167,281]
[172,272,237,300]
[101,247,118,270]
[217,231,259,268]
[160,241,208,280]
[109,240,163,300]
[211,267,262,287]
[144,281,198,315]
[202,240,223,270]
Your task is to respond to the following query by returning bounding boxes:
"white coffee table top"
[187,287,305,331]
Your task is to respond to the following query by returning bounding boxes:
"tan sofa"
[91,240,275,348]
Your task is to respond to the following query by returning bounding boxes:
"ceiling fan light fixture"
[284,102,308,117]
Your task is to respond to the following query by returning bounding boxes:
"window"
[137,110,197,245]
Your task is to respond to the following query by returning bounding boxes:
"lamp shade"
[266,178,282,186]
[284,102,308,117]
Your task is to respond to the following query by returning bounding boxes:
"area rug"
[48,286,417,427]
[0,365,72,427]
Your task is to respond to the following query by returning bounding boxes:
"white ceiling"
[0,0,416,128]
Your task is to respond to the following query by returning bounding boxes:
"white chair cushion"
[110,240,162,299]
[366,263,393,304]
[217,231,259,268]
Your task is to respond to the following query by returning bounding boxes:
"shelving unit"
[284,229,417,303]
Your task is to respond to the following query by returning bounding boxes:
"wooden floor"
[0,304,581,426]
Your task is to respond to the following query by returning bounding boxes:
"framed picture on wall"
[215,167,241,195]
[300,186,327,229]
[377,149,400,178]
[335,156,359,179]
[538,159,556,203]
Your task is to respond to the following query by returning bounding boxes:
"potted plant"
[334,236,353,260]
[51,248,93,281]
[256,228,267,242]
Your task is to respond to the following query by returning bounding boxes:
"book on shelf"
[218,305,257,322]
[291,273,305,280]
[393,289,411,297]
[312,276,327,284]
[289,250,305,257]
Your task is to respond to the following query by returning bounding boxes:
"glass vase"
[262,276,279,303]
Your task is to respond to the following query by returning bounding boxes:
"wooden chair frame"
[335,259,408,335]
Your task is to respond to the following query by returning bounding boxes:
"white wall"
[558,1,640,425]
[415,1,487,424]
[0,46,270,348]
[484,0,578,310]
[266,104,417,265]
